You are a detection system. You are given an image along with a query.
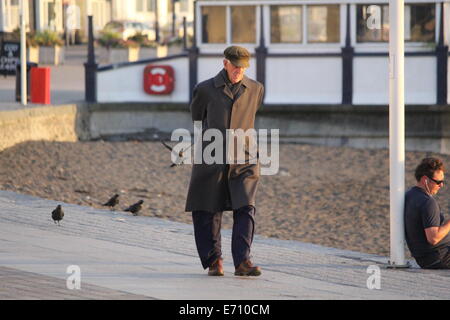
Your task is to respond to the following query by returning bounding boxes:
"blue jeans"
[192,205,256,269]
[415,246,450,269]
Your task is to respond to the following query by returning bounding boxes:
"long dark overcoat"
[185,69,264,212]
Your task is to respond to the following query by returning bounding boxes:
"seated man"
[404,157,450,269]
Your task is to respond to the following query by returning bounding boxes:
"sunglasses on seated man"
[427,176,444,186]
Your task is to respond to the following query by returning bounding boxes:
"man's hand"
[425,220,450,245]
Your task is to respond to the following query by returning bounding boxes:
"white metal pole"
[388,0,406,266]
[20,0,27,105]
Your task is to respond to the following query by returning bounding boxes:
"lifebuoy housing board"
[143,65,175,95]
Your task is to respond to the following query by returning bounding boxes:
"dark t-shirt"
[404,186,450,257]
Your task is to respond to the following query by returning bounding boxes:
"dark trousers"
[415,246,450,269]
[192,205,256,269]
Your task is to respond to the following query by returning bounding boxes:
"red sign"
[143,65,175,95]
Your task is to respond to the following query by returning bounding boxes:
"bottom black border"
[1,300,444,319]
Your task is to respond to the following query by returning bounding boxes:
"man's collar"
[415,184,432,197]
[213,69,250,88]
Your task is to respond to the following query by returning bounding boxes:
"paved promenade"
[1,189,450,300]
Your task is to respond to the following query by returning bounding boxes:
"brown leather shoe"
[234,260,261,276]
[208,258,224,276]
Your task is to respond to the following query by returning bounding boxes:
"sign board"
[0,41,20,76]
[143,65,175,95]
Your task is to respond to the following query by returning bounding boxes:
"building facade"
[0,0,194,42]
[91,0,449,107]
[193,0,450,105]
[0,0,113,42]
[0,0,33,35]
[111,0,193,38]
[74,0,112,40]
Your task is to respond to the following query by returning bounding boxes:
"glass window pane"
[307,5,340,43]
[136,0,144,12]
[409,4,435,42]
[180,0,189,12]
[357,4,434,43]
[356,5,389,42]
[231,6,256,43]
[147,0,155,12]
[271,5,302,43]
[48,2,56,28]
[382,6,389,41]
[201,6,226,43]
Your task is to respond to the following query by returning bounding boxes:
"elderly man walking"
[185,46,264,276]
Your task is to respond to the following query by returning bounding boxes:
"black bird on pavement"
[103,194,120,210]
[52,205,64,225]
[124,200,144,216]
[160,139,186,167]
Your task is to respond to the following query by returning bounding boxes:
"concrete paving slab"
[0,266,153,300]
[0,189,449,300]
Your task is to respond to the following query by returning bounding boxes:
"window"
[147,0,155,12]
[307,5,340,43]
[201,6,226,43]
[357,4,435,43]
[7,0,20,30]
[200,5,256,44]
[132,22,142,31]
[136,0,144,12]
[108,21,123,30]
[357,5,390,42]
[137,0,154,12]
[180,0,189,12]
[48,2,56,28]
[231,6,256,43]
[408,4,435,42]
[270,5,302,43]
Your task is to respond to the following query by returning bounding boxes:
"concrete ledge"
[1,102,450,154]
[86,102,189,112]
[87,102,450,114]
[0,104,89,152]
[260,104,450,113]
[89,109,190,139]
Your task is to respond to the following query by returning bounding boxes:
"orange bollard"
[30,67,51,104]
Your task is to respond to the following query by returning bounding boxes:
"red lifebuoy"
[143,65,175,95]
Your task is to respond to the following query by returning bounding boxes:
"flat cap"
[224,46,250,68]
